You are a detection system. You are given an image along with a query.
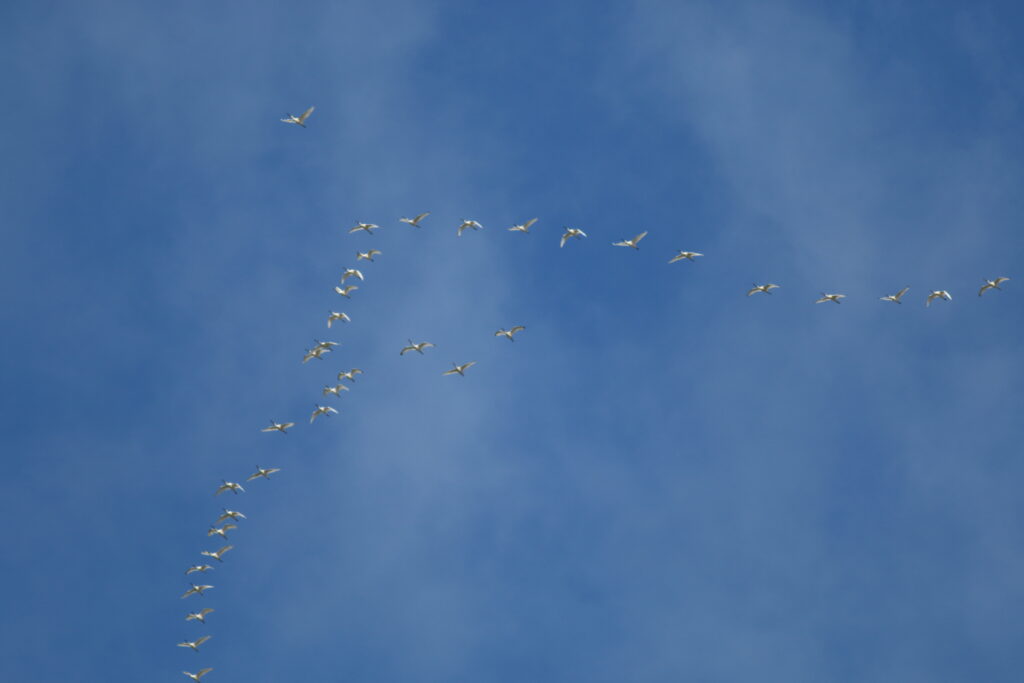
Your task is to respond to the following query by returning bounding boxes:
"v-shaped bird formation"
[167,105,1012,680]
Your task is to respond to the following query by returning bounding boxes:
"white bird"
[323,384,349,397]
[177,635,211,652]
[181,584,213,599]
[183,669,213,682]
[926,290,953,307]
[340,268,364,283]
[400,340,435,355]
[200,545,233,563]
[310,404,338,423]
[214,481,244,496]
[400,212,430,228]
[327,311,351,328]
[207,524,237,540]
[349,222,379,234]
[185,608,214,624]
[880,287,910,304]
[979,277,1010,296]
[215,509,245,524]
[185,565,214,576]
[613,231,648,249]
[508,218,538,234]
[815,293,846,304]
[669,251,703,263]
[280,106,314,127]
[261,420,295,434]
[337,368,364,383]
[247,465,281,481]
[443,361,477,377]
[495,326,525,341]
[560,227,587,247]
[303,346,329,363]
[356,249,382,262]
[457,219,483,236]
[335,285,359,298]
[747,283,781,296]
[312,339,339,352]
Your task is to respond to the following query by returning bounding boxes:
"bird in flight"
[979,277,1010,296]
[183,669,213,682]
[747,283,780,296]
[261,421,295,434]
[310,404,338,423]
[815,293,846,304]
[349,222,379,234]
[323,384,349,397]
[926,290,953,307]
[181,584,214,599]
[280,106,314,127]
[185,608,214,624]
[185,565,214,576]
[495,326,525,341]
[207,524,237,540]
[443,361,477,377]
[201,546,233,563]
[400,212,431,228]
[457,219,483,236]
[356,250,382,262]
[335,285,359,298]
[400,340,435,355]
[880,287,910,304]
[613,231,648,249]
[340,268,364,284]
[302,346,329,363]
[337,368,363,383]
[177,635,211,652]
[560,227,587,248]
[247,466,281,481]
[214,481,244,496]
[669,251,703,263]
[508,218,538,234]
[215,509,245,524]
[327,311,351,328]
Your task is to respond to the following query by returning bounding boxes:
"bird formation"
[166,105,1013,680]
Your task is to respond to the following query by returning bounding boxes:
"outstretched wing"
[297,106,314,123]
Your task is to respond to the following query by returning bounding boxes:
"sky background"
[2,1,1023,681]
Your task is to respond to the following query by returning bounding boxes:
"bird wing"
[197,669,213,678]
[523,218,538,230]
[612,240,629,247]
[218,545,233,556]
[560,233,569,248]
[195,635,211,647]
[260,426,277,432]
[461,361,477,371]
[400,346,413,355]
[494,330,506,337]
[996,276,1010,285]
[326,406,338,415]
[348,225,363,233]
[200,608,214,616]
[895,287,909,300]
[668,253,684,263]
[633,231,648,244]
[746,287,759,296]
[815,297,829,304]
[267,468,281,475]
[510,326,525,334]
[297,106,314,123]
[442,368,458,376]
[414,212,430,223]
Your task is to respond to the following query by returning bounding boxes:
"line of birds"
[168,106,1013,680]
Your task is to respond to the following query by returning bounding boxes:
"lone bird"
[669,251,703,263]
[177,635,211,652]
[747,283,781,296]
[302,346,329,363]
[356,250,382,262]
[181,584,213,599]
[400,340,435,355]
[214,481,244,496]
[443,361,477,377]
[613,231,648,250]
[400,212,430,228]
[280,106,314,127]
[495,326,525,341]
[457,220,483,236]
[880,287,910,304]
[185,565,214,576]
[247,466,281,482]
[508,218,538,234]
[183,669,213,682]
[327,311,351,328]
[200,546,233,563]
[979,277,1010,296]
[340,268,364,284]
[215,509,245,523]
[337,368,364,383]
[207,524,236,540]
[323,384,349,397]
[926,290,953,307]
[815,293,845,304]
[335,285,359,298]
[310,404,338,423]
[349,222,379,234]
[261,421,294,434]
[560,227,587,248]
[185,608,214,624]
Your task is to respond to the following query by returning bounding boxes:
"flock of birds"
[169,106,1013,680]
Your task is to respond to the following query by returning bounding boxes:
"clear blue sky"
[2,1,1023,681]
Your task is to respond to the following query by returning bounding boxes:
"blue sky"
[2,1,1023,681]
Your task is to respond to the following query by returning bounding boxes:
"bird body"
[280,106,314,127]
[495,326,525,341]
[560,227,587,247]
[979,277,1010,296]
[443,361,477,377]
[613,231,648,249]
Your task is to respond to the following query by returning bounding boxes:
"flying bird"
[349,222,379,234]
[185,565,214,576]
[280,106,314,127]
[302,346,329,363]
[183,669,213,682]
[508,218,538,234]
[400,340,435,355]
[815,293,846,304]
[335,285,359,298]
[177,636,211,652]
[200,546,233,563]
[443,361,477,377]
[247,466,281,481]
[323,384,349,397]
[340,268,364,284]
[613,231,648,249]
[457,220,483,236]
[880,287,910,304]
[560,227,587,247]
[207,524,237,540]
[310,404,338,423]
[214,481,244,496]
[185,608,214,624]
[327,311,351,327]
[669,251,703,263]
[400,212,431,228]
[180,584,213,599]
[356,250,382,262]
[495,326,525,341]
[261,421,294,434]
[215,509,245,523]
[337,368,363,383]
[979,277,1010,296]
[747,283,781,296]
[926,290,953,307]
